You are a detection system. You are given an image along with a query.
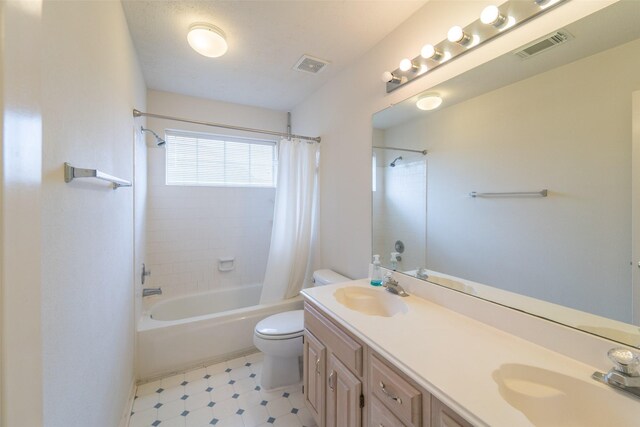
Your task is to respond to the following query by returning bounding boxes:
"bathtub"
[137,284,303,380]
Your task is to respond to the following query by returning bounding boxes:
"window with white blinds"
[165,130,277,187]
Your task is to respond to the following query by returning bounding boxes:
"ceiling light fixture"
[187,23,228,58]
[480,5,507,27]
[381,71,401,84]
[447,26,472,45]
[535,0,561,9]
[416,95,443,111]
[421,44,443,61]
[399,58,419,72]
[382,0,569,93]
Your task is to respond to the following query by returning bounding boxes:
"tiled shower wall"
[144,148,275,302]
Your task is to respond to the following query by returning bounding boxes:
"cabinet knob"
[315,358,321,374]
[329,371,335,391]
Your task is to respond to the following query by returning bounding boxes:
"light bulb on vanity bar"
[421,44,443,61]
[447,25,472,45]
[399,58,418,72]
[381,71,400,84]
[480,5,507,27]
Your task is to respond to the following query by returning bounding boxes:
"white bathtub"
[137,284,303,380]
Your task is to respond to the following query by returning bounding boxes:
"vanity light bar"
[383,0,569,93]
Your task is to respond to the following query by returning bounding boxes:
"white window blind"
[165,130,277,187]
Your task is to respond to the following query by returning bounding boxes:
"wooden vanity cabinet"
[326,353,362,427]
[303,329,326,425]
[430,397,473,427]
[304,302,364,427]
[303,301,474,427]
[369,352,425,427]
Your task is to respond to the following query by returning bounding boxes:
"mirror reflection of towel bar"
[470,189,548,198]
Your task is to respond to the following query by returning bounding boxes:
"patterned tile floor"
[129,352,317,427]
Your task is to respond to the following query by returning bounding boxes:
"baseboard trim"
[136,346,259,385]
[118,378,137,427]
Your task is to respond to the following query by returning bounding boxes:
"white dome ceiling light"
[416,94,443,111]
[187,23,228,58]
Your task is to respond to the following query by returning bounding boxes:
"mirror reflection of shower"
[372,144,427,272]
[389,156,402,167]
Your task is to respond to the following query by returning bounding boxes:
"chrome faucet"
[416,268,429,280]
[592,347,640,398]
[383,273,409,297]
[142,288,162,297]
[141,263,151,285]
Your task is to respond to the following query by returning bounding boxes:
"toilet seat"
[254,330,303,340]
[254,310,303,340]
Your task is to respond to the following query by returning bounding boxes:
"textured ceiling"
[121,1,426,111]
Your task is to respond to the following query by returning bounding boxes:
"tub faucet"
[383,273,409,297]
[592,347,640,398]
[143,288,162,297]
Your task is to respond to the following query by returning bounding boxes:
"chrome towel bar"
[470,189,547,198]
[64,162,131,190]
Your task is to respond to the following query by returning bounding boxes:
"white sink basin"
[333,286,408,317]
[493,363,640,426]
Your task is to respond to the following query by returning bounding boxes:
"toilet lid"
[255,310,304,337]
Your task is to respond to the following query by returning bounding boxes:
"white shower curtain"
[259,138,319,304]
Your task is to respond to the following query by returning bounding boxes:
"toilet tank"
[312,269,350,286]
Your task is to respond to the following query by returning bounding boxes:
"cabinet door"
[431,397,473,427]
[303,330,325,426]
[326,354,362,427]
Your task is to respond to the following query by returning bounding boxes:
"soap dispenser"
[371,254,383,286]
[390,252,400,271]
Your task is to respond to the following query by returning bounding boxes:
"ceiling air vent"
[293,54,330,74]
[515,30,574,59]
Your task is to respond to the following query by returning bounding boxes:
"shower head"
[389,156,402,167]
[141,126,166,146]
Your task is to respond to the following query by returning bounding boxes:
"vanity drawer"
[370,395,406,427]
[304,302,363,376]
[370,354,421,427]
[431,397,473,427]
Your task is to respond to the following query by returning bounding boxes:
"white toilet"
[253,269,350,390]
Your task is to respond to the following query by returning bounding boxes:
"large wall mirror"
[372,1,640,347]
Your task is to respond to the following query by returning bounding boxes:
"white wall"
[291,0,615,280]
[2,1,146,426]
[141,91,285,305]
[134,119,148,346]
[1,1,44,426]
[384,39,640,321]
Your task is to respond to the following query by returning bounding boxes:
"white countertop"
[301,279,640,427]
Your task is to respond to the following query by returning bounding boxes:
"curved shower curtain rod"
[133,109,321,143]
